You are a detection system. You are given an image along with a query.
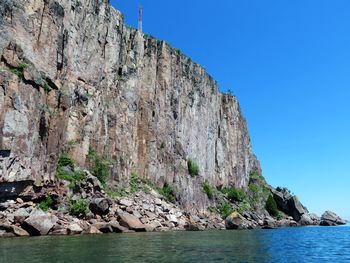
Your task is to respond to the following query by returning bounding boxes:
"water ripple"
[0,225,349,263]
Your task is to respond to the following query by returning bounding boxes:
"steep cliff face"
[0,0,260,209]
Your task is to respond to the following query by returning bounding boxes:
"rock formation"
[0,0,345,237]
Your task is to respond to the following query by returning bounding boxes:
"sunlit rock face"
[0,0,260,210]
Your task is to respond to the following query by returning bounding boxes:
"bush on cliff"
[221,186,246,202]
[58,153,75,170]
[130,172,140,193]
[157,183,176,203]
[187,159,199,177]
[69,199,90,217]
[265,195,279,217]
[216,202,233,219]
[202,180,214,199]
[56,153,86,189]
[39,196,53,212]
[87,147,110,185]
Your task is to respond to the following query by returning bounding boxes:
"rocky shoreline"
[0,172,346,238]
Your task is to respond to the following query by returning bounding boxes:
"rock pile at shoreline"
[0,174,346,238]
[0,173,226,237]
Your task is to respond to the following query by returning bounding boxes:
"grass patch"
[202,180,214,199]
[67,139,79,147]
[248,183,260,194]
[43,82,51,93]
[105,186,128,199]
[39,196,53,212]
[10,63,27,79]
[157,183,176,203]
[187,159,199,177]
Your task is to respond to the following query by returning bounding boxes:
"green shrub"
[248,183,260,194]
[216,202,233,219]
[157,183,176,203]
[39,196,53,212]
[58,153,75,170]
[69,199,89,217]
[277,213,283,221]
[238,201,251,214]
[130,172,139,193]
[87,147,110,185]
[43,82,51,93]
[221,186,246,202]
[10,63,27,79]
[67,140,79,147]
[265,195,279,217]
[202,180,214,199]
[187,159,199,177]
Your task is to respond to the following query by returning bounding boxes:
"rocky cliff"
[0,0,346,237]
[0,0,260,210]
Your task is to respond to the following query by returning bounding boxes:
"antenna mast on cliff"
[138,5,143,32]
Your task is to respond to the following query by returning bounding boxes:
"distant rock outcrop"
[320,211,346,226]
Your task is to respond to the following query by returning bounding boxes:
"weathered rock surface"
[320,211,346,226]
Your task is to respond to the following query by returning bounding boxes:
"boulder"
[0,223,29,236]
[109,221,130,233]
[271,187,308,222]
[12,208,30,224]
[288,196,308,222]
[145,223,158,232]
[119,199,133,207]
[86,173,102,191]
[320,211,346,226]
[299,213,314,226]
[263,216,277,229]
[277,219,297,227]
[84,225,102,234]
[225,211,250,230]
[12,225,30,236]
[118,212,146,231]
[89,198,112,215]
[309,213,321,225]
[68,223,83,235]
[92,222,113,233]
[22,209,58,235]
[166,214,178,224]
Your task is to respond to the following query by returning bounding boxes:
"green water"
[0,226,349,262]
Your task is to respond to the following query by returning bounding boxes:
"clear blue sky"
[111,0,350,219]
